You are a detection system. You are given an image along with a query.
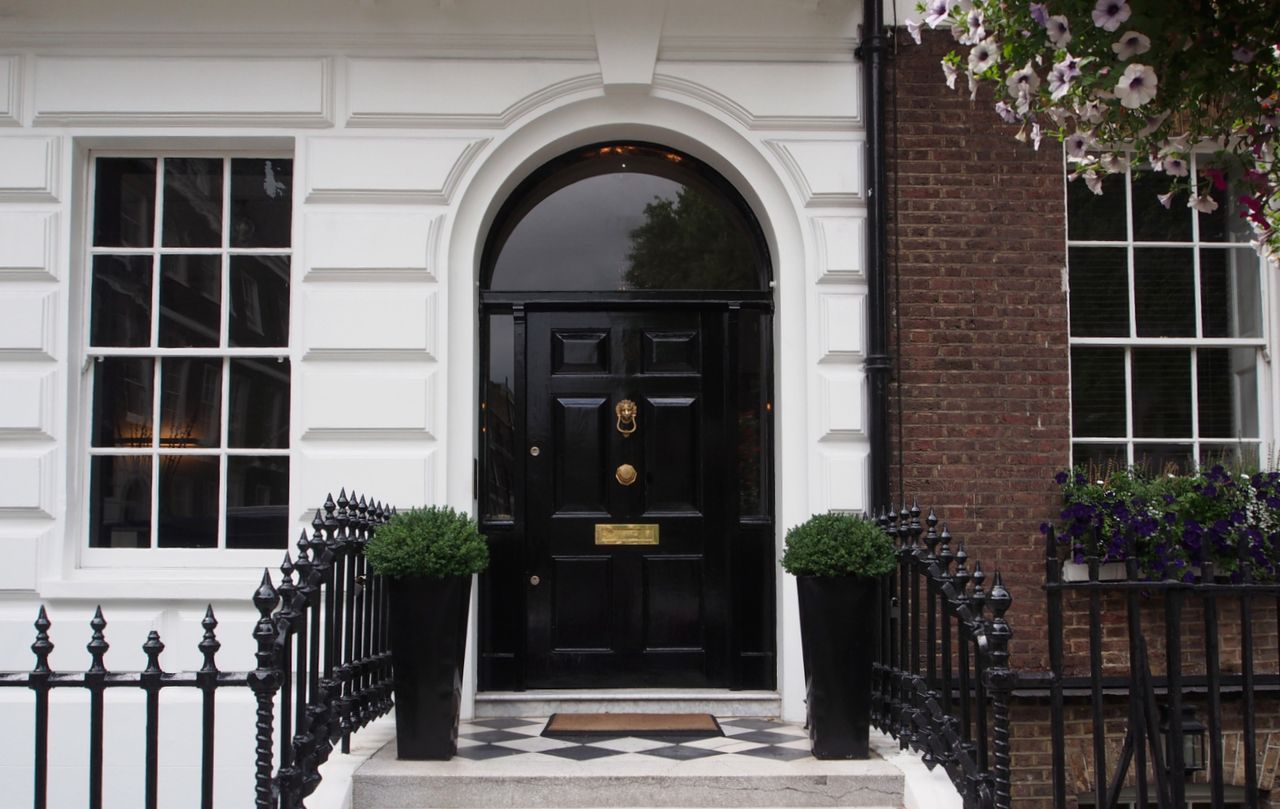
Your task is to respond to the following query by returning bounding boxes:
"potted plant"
[364,505,489,760]
[782,512,897,759]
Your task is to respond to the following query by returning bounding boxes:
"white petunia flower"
[994,101,1020,124]
[1065,131,1093,158]
[1031,122,1043,150]
[1111,30,1150,60]
[1076,98,1106,124]
[1115,63,1158,109]
[1100,153,1129,173]
[1158,191,1176,209]
[1006,62,1041,95]
[1164,133,1191,153]
[907,18,923,45]
[958,10,985,44]
[968,38,1000,74]
[1048,54,1082,100]
[1047,15,1072,47]
[1190,193,1219,213]
[942,60,958,89]
[1030,3,1049,26]
[1233,47,1256,63]
[1162,156,1189,177]
[1091,0,1131,32]
[1084,171,1104,194]
[923,0,950,28]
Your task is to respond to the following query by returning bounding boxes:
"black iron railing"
[871,504,1015,809]
[1043,527,1279,809]
[0,490,395,809]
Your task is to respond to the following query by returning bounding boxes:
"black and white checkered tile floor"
[455,717,814,763]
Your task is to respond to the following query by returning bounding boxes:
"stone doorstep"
[474,690,784,719]
[351,719,907,809]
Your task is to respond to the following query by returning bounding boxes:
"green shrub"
[364,506,489,578]
[781,513,897,578]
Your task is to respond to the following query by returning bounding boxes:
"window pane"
[1131,172,1191,242]
[230,256,290,347]
[158,455,219,548]
[159,254,221,347]
[1200,248,1262,338]
[1198,347,1258,439]
[483,314,515,521]
[1071,348,1127,437]
[91,255,153,347]
[488,145,765,291]
[1197,181,1233,242]
[89,456,151,548]
[1133,443,1194,475]
[160,358,222,449]
[161,158,223,247]
[1067,172,1126,241]
[1134,248,1195,337]
[738,310,769,516]
[1071,443,1127,474]
[93,158,156,247]
[1199,443,1260,471]
[229,358,290,449]
[230,158,293,248]
[93,358,154,448]
[1132,348,1191,438]
[1068,247,1129,337]
[226,456,288,549]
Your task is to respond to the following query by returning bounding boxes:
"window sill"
[41,554,284,602]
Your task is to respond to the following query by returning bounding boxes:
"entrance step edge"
[473,689,782,718]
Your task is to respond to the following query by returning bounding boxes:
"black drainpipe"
[857,0,892,512]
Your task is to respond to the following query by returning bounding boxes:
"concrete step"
[474,689,782,719]
[351,717,907,809]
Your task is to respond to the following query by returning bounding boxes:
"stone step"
[351,717,907,809]
[474,689,782,719]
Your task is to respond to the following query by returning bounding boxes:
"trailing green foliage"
[364,506,489,578]
[781,513,898,578]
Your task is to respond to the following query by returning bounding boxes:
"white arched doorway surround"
[445,92,811,722]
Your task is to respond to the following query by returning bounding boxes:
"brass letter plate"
[595,524,659,545]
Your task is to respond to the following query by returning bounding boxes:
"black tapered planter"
[797,574,880,759]
[387,574,472,760]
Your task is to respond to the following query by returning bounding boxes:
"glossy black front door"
[523,310,727,687]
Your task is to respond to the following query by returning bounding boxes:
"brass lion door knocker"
[615,399,638,437]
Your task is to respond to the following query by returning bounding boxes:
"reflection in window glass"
[1068,248,1129,337]
[1133,248,1194,337]
[484,314,516,521]
[488,144,766,291]
[88,154,292,550]
[1071,348,1126,437]
[1131,349,1191,438]
[1201,248,1262,338]
[738,311,770,517]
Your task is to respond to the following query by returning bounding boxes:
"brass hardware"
[615,463,637,486]
[529,446,541,457]
[615,399,638,436]
[595,524,659,545]
[530,575,541,586]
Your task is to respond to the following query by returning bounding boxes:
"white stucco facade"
[0,1,878,804]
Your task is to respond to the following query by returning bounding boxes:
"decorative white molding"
[815,448,869,515]
[295,451,435,519]
[298,428,435,442]
[0,56,21,126]
[302,370,435,439]
[0,211,58,282]
[658,36,858,63]
[302,288,438,359]
[32,56,334,127]
[0,450,56,518]
[305,137,488,204]
[0,136,59,202]
[304,211,440,281]
[591,0,666,88]
[0,529,44,590]
[817,292,866,362]
[0,370,55,440]
[346,60,600,129]
[817,369,866,440]
[765,138,866,208]
[0,32,599,59]
[812,215,866,283]
[652,63,860,131]
[0,291,57,361]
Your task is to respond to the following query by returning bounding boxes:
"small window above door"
[483,143,770,292]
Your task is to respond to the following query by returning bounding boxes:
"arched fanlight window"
[483,143,770,292]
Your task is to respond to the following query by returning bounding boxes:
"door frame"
[476,291,775,691]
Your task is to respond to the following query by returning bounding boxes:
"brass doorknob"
[615,463,638,486]
[530,575,541,586]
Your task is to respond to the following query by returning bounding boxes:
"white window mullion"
[1189,347,1201,465]
[1124,347,1135,468]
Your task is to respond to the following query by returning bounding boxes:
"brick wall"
[886,27,1070,673]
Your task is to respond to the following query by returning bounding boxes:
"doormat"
[542,712,723,739]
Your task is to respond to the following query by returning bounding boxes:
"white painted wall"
[0,1,872,804]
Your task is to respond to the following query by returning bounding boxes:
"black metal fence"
[0,490,395,809]
[1044,527,1280,809]
[871,504,1015,809]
